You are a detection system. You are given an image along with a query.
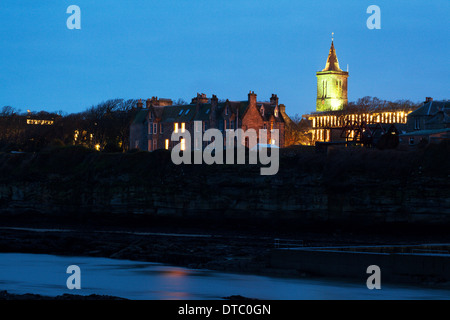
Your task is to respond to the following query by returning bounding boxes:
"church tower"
[316,35,348,112]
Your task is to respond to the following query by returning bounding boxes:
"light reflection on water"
[0,253,449,300]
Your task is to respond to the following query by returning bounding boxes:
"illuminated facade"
[308,110,411,144]
[316,40,348,112]
[306,38,416,145]
[26,119,54,125]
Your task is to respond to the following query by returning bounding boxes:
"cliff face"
[0,144,448,226]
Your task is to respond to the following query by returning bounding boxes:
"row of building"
[130,92,290,151]
[128,38,448,151]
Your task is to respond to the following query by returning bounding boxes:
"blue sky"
[0,0,448,116]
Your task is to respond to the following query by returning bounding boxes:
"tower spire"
[316,35,349,112]
[322,36,342,72]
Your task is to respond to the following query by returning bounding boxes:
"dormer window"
[260,106,264,116]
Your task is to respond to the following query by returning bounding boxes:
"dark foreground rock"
[0,143,448,226]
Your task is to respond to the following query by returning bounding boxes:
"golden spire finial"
[332,32,334,42]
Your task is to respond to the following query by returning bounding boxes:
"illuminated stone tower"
[316,35,348,112]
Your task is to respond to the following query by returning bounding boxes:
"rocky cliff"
[0,144,448,227]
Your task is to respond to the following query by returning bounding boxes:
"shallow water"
[0,253,449,300]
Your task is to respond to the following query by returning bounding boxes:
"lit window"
[181,138,186,151]
[274,108,278,117]
[174,123,179,133]
[165,139,169,150]
[270,122,274,131]
[181,122,185,133]
[271,139,276,145]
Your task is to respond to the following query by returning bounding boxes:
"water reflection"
[0,253,449,300]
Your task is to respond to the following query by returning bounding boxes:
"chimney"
[425,97,433,103]
[270,94,279,107]
[137,99,144,109]
[279,104,286,114]
[210,94,218,127]
[248,91,257,107]
[191,93,208,104]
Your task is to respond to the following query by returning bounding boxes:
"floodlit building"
[304,37,417,146]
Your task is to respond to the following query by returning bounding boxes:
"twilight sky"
[0,0,448,116]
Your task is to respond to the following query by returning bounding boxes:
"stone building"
[316,39,349,112]
[399,98,450,147]
[406,97,450,132]
[130,92,289,152]
[305,38,416,145]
